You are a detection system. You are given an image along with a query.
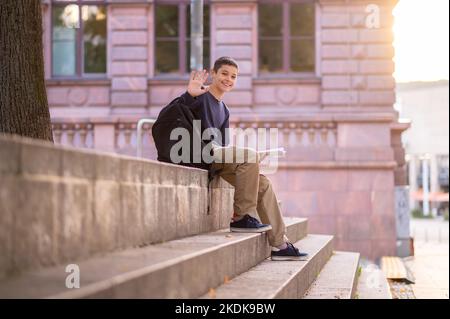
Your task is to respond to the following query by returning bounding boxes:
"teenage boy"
[179,56,307,261]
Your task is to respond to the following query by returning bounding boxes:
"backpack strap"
[206,166,222,215]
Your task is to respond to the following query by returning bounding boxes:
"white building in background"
[396,80,449,215]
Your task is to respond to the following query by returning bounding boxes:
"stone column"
[430,154,439,216]
[391,123,411,256]
[391,124,410,186]
[408,154,418,210]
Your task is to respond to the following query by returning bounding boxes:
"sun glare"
[393,0,449,83]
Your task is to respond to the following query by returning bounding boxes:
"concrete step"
[201,234,334,299]
[302,251,360,299]
[356,261,392,299]
[0,218,307,299]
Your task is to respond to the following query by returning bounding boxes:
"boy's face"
[211,64,238,93]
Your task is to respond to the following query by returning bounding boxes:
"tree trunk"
[0,0,53,142]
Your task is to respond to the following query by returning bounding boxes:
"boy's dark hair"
[213,56,239,73]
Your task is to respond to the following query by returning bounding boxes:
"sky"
[393,0,449,83]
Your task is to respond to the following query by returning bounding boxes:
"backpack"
[151,96,221,214]
[151,96,210,171]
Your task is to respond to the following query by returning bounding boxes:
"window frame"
[50,0,107,79]
[257,0,316,76]
[154,0,211,76]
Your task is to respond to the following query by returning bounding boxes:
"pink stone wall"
[110,5,149,111]
[269,167,397,260]
[42,0,403,260]
[213,3,255,112]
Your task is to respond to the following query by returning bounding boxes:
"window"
[258,0,315,74]
[155,1,210,75]
[52,0,107,77]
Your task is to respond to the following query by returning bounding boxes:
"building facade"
[41,0,406,260]
[396,80,449,216]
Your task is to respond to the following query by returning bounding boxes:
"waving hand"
[187,70,210,97]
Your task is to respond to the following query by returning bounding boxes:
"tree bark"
[0,0,53,142]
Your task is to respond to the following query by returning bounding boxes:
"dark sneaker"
[230,214,272,233]
[271,242,308,261]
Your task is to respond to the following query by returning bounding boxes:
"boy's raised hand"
[187,70,210,97]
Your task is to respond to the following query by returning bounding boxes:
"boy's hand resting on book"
[187,70,210,97]
[211,144,286,164]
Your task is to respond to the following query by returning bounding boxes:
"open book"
[211,144,286,163]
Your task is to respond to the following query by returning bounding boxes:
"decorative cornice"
[50,112,399,125]
[148,76,190,86]
[318,0,398,5]
[43,0,399,5]
[209,0,257,3]
[46,79,111,87]
[42,0,155,4]
[278,161,398,170]
[390,119,411,133]
[253,76,321,85]
[106,0,154,3]
[230,112,397,123]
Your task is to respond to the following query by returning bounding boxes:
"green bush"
[411,208,433,219]
[444,210,449,221]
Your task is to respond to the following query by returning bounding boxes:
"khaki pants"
[211,146,287,247]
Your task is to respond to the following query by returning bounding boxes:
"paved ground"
[410,217,449,244]
[389,280,416,299]
[402,218,449,299]
[357,259,393,299]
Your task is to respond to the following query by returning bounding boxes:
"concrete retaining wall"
[0,134,233,278]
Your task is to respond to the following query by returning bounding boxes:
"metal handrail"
[136,118,156,158]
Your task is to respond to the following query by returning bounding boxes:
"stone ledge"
[0,134,233,279]
[0,133,229,188]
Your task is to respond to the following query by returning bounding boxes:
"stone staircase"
[0,135,366,299]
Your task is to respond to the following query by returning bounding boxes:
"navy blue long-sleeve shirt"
[180,91,230,146]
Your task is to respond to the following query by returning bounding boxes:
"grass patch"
[357,265,362,278]
[411,208,434,219]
